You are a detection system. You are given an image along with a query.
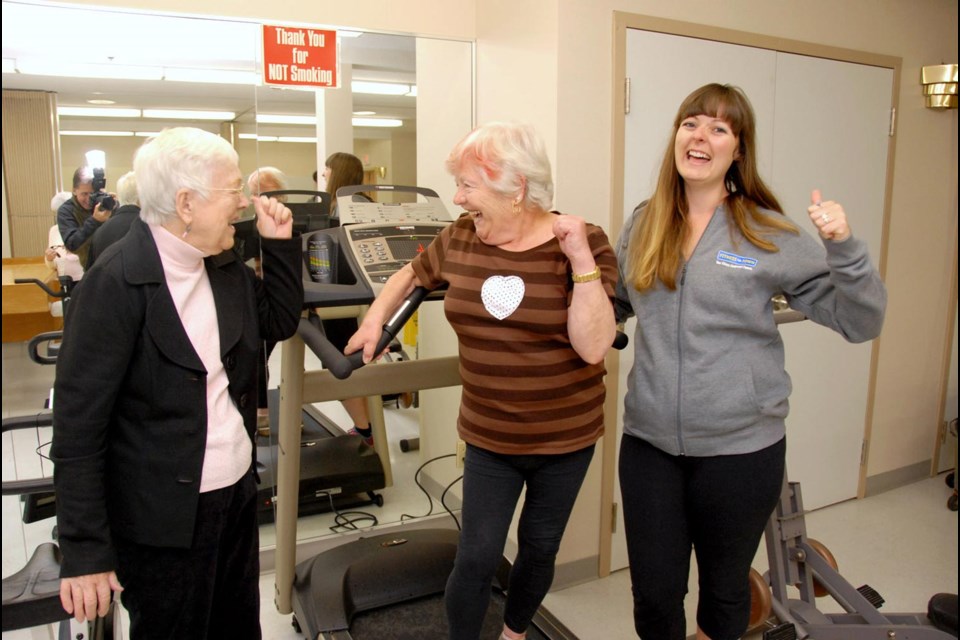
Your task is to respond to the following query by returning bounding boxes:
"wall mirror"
[1,0,471,559]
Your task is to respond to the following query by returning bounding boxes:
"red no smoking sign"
[262,25,339,88]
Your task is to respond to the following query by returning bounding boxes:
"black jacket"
[86,204,141,269]
[51,218,303,577]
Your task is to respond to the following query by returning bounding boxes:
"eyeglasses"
[206,186,247,199]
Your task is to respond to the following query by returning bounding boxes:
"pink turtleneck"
[149,223,251,493]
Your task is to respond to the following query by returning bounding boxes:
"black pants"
[445,443,595,639]
[114,471,261,640]
[618,435,785,640]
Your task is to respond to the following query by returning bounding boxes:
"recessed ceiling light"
[58,107,141,118]
[256,114,316,125]
[352,117,403,128]
[142,109,236,120]
[352,111,376,116]
[60,130,135,137]
[352,81,412,96]
[87,99,116,105]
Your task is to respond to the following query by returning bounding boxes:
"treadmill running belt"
[348,591,548,639]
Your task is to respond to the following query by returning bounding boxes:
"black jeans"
[114,471,261,640]
[618,435,785,640]
[445,443,595,640]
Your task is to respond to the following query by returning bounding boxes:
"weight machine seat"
[1,541,70,632]
[928,593,959,636]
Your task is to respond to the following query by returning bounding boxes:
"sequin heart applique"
[481,275,525,320]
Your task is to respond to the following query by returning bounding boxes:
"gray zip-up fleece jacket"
[614,203,886,457]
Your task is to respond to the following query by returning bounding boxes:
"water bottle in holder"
[308,235,333,284]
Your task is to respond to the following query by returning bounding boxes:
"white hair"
[50,191,72,212]
[133,127,238,225]
[247,166,288,193]
[445,122,554,210]
[115,171,139,206]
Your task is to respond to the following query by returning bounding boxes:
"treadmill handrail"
[299,286,431,380]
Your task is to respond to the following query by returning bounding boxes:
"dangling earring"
[512,199,521,214]
[181,223,192,239]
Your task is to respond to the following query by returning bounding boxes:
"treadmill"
[236,190,387,524]
[272,186,580,639]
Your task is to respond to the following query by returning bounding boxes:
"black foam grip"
[613,330,629,351]
[299,286,432,380]
[298,317,355,380]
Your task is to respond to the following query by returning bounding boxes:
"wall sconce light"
[920,64,957,109]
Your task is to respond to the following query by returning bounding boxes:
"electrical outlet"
[456,440,466,468]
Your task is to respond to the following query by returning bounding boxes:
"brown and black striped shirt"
[410,213,618,455]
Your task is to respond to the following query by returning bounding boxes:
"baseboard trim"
[864,459,931,497]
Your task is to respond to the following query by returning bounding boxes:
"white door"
[612,28,892,570]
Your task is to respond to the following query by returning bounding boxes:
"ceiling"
[0,0,417,136]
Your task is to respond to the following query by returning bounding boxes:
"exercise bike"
[743,475,958,639]
[2,277,121,638]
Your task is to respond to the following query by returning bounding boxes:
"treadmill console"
[343,222,447,289]
[301,185,452,307]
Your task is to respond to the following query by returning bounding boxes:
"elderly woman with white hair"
[51,127,303,639]
[347,122,618,640]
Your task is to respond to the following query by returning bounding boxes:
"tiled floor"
[4,341,958,639]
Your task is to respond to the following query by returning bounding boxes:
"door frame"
[600,11,901,576]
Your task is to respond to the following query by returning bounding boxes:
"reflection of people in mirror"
[86,171,141,269]
[347,122,619,640]
[246,166,290,432]
[57,167,113,267]
[614,83,886,640]
[322,151,368,219]
[45,191,84,282]
[51,127,303,638]
[247,166,288,202]
[318,151,376,445]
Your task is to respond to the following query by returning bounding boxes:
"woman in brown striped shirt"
[347,122,618,640]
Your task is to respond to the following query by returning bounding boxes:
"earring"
[181,223,192,239]
[512,199,521,214]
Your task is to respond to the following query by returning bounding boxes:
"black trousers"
[445,444,595,639]
[114,471,261,640]
[618,435,785,640]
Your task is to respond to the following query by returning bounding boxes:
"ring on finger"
[820,212,830,223]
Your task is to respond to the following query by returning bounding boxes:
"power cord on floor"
[401,453,461,526]
[440,475,463,530]
[317,491,380,533]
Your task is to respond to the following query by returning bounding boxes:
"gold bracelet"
[571,265,601,283]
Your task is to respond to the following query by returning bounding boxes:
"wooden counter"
[2,258,63,343]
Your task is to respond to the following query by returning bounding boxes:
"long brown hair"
[627,83,797,291]
[325,152,365,209]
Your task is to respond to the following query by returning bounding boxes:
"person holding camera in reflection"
[51,127,303,639]
[57,166,115,267]
[86,171,141,269]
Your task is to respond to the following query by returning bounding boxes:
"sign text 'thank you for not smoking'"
[262,25,338,88]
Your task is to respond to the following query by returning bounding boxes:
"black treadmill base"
[345,591,549,639]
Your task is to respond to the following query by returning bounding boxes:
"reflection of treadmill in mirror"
[257,186,452,524]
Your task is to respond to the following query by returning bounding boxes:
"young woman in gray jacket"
[614,83,886,640]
